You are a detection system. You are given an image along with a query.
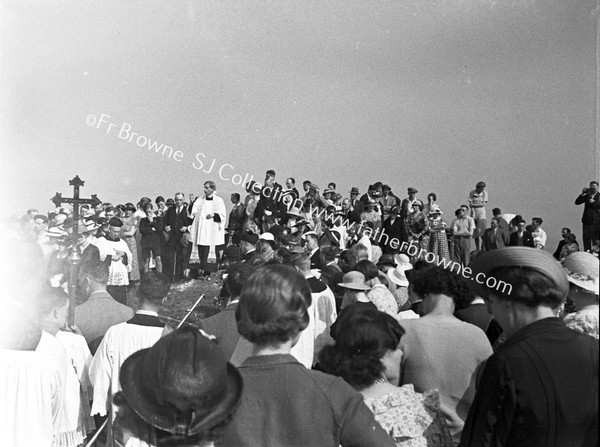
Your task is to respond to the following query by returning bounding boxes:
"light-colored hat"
[302,231,318,239]
[428,205,443,216]
[259,232,275,242]
[388,257,413,287]
[54,214,67,225]
[287,207,303,218]
[562,252,599,295]
[338,271,371,291]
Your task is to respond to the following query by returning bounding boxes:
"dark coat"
[509,231,535,247]
[460,318,598,447]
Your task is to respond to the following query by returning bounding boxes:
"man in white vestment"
[190,181,226,279]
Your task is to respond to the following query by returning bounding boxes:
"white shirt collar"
[136,310,159,317]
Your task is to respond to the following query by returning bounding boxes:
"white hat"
[259,232,275,242]
[287,207,303,218]
[562,252,599,295]
[302,231,318,239]
[388,255,413,287]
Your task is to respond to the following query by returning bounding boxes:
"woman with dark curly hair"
[219,264,395,447]
[319,305,452,446]
[400,266,492,444]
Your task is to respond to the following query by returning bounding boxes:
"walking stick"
[177,294,205,328]
[84,419,107,447]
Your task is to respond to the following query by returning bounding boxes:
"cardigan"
[217,354,395,447]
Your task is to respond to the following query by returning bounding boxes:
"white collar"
[136,310,159,317]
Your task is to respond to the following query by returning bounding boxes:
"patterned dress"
[363,385,452,447]
[564,309,599,339]
[427,217,450,262]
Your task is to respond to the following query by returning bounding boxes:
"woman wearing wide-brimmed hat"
[461,247,599,447]
[561,251,599,339]
[114,327,243,447]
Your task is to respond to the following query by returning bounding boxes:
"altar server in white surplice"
[89,272,171,423]
[36,286,95,447]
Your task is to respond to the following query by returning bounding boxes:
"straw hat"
[562,252,599,295]
[119,327,242,436]
[338,271,371,291]
[469,247,569,299]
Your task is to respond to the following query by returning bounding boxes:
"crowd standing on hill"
[1,172,599,447]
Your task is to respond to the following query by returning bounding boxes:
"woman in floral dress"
[319,305,452,447]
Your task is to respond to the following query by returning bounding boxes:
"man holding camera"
[575,181,600,252]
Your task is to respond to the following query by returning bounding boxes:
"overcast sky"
[1,0,598,250]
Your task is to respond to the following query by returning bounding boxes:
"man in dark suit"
[553,228,572,260]
[240,233,258,262]
[492,208,510,235]
[575,180,600,251]
[303,231,322,270]
[348,187,364,224]
[509,219,535,247]
[163,192,191,281]
[382,206,404,254]
[483,218,510,251]
[199,263,255,360]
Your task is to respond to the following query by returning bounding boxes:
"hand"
[181,226,188,232]
[67,325,83,336]
[115,250,125,256]
[165,225,171,232]
[206,214,213,219]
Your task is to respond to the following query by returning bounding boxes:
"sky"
[1,0,598,250]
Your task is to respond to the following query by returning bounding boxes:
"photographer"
[575,181,600,251]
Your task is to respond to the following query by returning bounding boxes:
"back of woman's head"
[408,266,474,309]
[319,305,404,389]
[353,260,379,281]
[489,266,565,309]
[236,264,311,346]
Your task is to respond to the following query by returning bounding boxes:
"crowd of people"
[1,172,599,447]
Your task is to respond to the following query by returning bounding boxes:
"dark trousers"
[582,222,600,251]
[164,241,185,280]
[106,285,127,306]
[198,244,225,274]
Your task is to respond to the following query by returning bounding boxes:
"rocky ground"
[125,272,226,328]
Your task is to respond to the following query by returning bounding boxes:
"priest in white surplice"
[190,180,226,279]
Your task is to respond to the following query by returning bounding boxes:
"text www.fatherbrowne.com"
[309,205,513,296]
